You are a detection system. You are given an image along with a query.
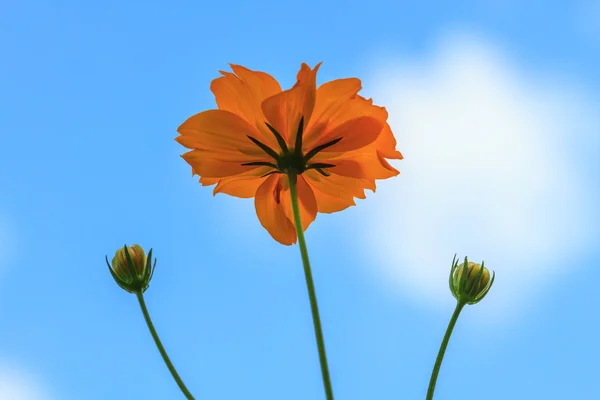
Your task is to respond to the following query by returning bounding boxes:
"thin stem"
[426,301,466,400]
[135,292,196,400]
[288,172,335,400]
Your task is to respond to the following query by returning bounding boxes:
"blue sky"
[1,0,599,399]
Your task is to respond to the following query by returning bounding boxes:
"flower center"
[277,149,306,174]
[243,117,341,178]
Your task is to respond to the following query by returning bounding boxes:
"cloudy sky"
[1,0,599,399]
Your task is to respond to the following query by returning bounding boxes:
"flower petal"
[304,95,388,152]
[214,178,266,198]
[210,65,283,148]
[261,63,321,145]
[196,167,273,198]
[177,110,267,158]
[303,78,362,146]
[304,169,367,199]
[375,123,403,160]
[229,64,282,102]
[329,159,397,180]
[182,149,263,178]
[321,149,400,180]
[255,174,297,245]
[213,167,272,198]
[302,169,378,213]
[310,116,384,153]
[199,177,220,186]
[308,186,356,213]
[303,171,358,213]
[376,151,401,175]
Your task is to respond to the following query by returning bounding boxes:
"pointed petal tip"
[226,64,240,74]
[299,61,323,74]
[226,63,245,72]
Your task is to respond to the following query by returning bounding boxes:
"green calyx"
[449,254,495,305]
[106,245,156,294]
[243,117,341,177]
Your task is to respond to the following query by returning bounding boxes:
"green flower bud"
[449,255,494,305]
[106,244,156,294]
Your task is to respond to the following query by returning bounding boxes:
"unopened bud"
[106,244,156,293]
[449,255,494,305]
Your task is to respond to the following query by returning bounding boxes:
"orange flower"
[177,63,403,245]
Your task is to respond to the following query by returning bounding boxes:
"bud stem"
[426,301,466,400]
[289,172,335,400]
[135,292,196,400]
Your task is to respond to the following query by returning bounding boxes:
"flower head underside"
[176,63,403,245]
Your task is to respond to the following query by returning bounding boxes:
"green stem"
[426,301,466,400]
[135,292,196,400]
[288,172,335,400]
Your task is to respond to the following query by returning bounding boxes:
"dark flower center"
[242,117,341,178]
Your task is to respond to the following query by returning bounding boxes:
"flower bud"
[106,244,156,293]
[449,255,494,305]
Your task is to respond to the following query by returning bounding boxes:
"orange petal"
[359,178,377,193]
[212,167,272,198]
[196,167,273,198]
[303,169,367,200]
[210,65,282,148]
[376,151,401,175]
[279,175,318,232]
[311,116,383,153]
[229,65,282,101]
[181,149,262,178]
[303,171,358,213]
[177,110,267,158]
[304,78,362,146]
[214,177,266,198]
[304,93,388,152]
[374,123,403,160]
[199,177,220,186]
[255,174,297,245]
[302,170,382,213]
[261,63,321,145]
[325,150,400,180]
[307,185,356,213]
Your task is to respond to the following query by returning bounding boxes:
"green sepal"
[449,254,458,300]
[246,135,281,161]
[143,248,156,293]
[260,170,282,178]
[106,254,134,293]
[123,245,136,279]
[459,256,469,293]
[304,137,342,163]
[294,117,304,154]
[470,259,485,298]
[241,161,279,168]
[306,163,336,170]
[265,122,289,154]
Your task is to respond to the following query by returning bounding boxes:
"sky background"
[1,0,599,399]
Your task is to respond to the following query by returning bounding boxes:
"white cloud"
[363,33,600,324]
[0,364,49,400]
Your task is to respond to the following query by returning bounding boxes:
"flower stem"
[426,301,466,400]
[288,172,335,400]
[135,292,195,400]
